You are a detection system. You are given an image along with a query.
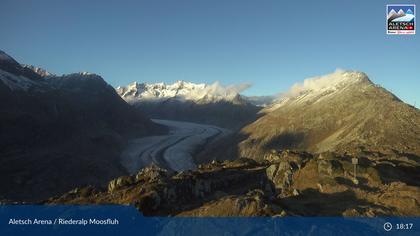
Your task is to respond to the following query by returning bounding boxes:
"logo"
[387,4,415,34]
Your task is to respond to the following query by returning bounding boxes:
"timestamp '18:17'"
[396,223,413,230]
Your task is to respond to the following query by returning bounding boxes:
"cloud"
[189,81,252,99]
[280,69,365,99]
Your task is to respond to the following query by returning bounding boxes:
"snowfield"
[121,119,231,173]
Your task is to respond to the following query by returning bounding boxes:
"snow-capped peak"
[286,70,369,97]
[117,80,250,104]
[22,64,53,77]
[79,71,93,76]
[397,9,405,15]
[265,70,372,111]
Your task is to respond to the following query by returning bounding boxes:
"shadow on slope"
[277,188,393,216]
[134,99,262,130]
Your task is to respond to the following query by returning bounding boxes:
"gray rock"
[136,165,169,182]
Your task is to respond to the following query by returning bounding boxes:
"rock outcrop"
[47,150,420,217]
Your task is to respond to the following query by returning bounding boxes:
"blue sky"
[0,0,419,107]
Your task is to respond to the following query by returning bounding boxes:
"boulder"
[265,161,293,193]
[108,176,134,193]
[136,165,169,182]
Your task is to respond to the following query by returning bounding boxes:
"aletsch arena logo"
[387,4,416,34]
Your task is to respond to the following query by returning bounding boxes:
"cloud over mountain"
[283,69,369,98]
[117,80,252,103]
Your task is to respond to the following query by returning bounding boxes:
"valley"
[1,50,419,217]
[121,119,230,173]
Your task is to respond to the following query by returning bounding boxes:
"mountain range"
[47,69,420,216]
[117,81,262,129]
[1,50,419,216]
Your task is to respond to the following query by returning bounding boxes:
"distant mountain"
[242,95,276,107]
[0,50,166,201]
[238,70,420,161]
[22,64,53,77]
[117,80,251,104]
[117,81,261,129]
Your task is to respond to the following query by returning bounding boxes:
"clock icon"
[384,222,393,231]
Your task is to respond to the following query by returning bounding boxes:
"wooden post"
[352,157,358,184]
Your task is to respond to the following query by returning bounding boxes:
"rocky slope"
[47,150,420,216]
[0,50,166,202]
[238,70,420,161]
[117,81,261,129]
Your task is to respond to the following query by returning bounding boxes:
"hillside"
[45,70,420,217]
[238,70,420,161]
[48,153,420,216]
[0,50,166,201]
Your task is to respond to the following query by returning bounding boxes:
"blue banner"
[0,205,418,236]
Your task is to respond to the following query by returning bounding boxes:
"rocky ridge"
[48,149,420,216]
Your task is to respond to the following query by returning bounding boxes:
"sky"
[0,0,419,107]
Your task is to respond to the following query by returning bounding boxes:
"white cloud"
[189,81,252,99]
[281,69,366,98]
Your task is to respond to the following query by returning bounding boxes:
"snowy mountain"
[117,81,261,129]
[239,70,420,160]
[117,80,250,105]
[22,64,53,77]
[265,70,371,112]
